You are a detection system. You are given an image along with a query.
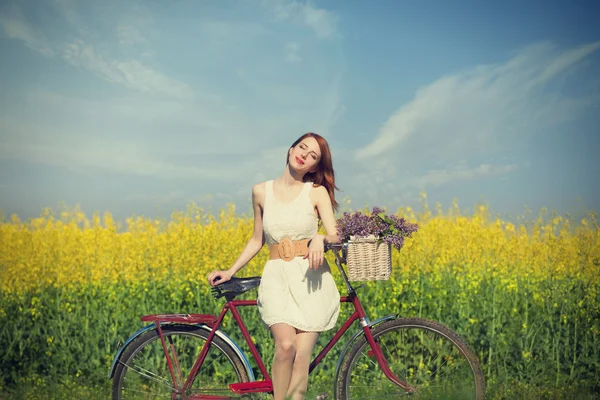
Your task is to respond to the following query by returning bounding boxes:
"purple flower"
[336,207,419,250]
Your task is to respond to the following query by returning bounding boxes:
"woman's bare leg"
[270,324,298,400]
[286,331,319,400]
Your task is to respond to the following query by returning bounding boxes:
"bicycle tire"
[336,318,485,400]
[112,324,250,399]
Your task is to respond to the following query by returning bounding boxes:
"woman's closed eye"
[300,144,318,160]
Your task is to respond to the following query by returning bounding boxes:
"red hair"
[287,132,340,212]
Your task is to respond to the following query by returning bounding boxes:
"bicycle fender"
[108,323,256,382]
[332,314,398,389]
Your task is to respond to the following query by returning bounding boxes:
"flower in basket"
[336,207,419,250]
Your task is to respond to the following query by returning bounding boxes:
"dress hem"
[262,317,338,333]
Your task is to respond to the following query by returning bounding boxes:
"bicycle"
[109,242,486,399]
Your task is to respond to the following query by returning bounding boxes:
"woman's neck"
[279,166,304,186]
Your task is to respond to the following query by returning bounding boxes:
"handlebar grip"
[325,242,345,252]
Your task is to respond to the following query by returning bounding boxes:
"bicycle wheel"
[336,318,485,400]
[112,324,250,399]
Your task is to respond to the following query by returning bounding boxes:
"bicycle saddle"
[211,276,262,300]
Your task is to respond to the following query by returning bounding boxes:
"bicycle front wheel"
[112,324,250,399]
[336,318,485,400]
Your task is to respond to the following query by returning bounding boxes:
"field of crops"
[1,198,599,399]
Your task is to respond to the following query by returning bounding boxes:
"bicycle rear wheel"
[336,318,485,400]
[112,324,250,399]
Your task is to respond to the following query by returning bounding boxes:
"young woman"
[208,132,341,400]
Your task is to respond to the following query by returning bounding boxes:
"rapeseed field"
[1,198,598,399]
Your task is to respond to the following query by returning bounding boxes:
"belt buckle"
[278,237,295,262]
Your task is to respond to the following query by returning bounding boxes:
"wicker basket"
[345,236,392,281]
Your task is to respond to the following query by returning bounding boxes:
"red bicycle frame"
[141,245,412,398]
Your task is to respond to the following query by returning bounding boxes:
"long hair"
[287,132,340,212]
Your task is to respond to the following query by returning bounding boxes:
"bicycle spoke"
[379,336,411,385]
[119,360,175,389]
[412,335,454,385]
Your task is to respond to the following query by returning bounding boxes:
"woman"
[208,132,341,400]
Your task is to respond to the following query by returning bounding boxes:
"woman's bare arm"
[227,183,266,274]
[314,185,339,244]
[208,183,265,286]
[305,185,339,269]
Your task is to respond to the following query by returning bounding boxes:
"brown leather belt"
[269,237,310,262]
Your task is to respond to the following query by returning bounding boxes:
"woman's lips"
[295,156,305,165]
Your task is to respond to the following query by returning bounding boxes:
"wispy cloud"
[532,41,600,86]
[300,2,338,39]
[0,6,54,57]
[352,41,600,198]
[62,40,193,98]
[358,41,600,162]
[0,124,243,181]
[263,0,339,39]
[0,87,337,184]
[410,163,521,189]
[1,0,344,206]
[0,1,192,99]
[117,23,147,47]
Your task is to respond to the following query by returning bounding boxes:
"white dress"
[257,180,340,332]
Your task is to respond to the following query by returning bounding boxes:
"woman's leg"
[286,331,319,400]
[270,323,298,400]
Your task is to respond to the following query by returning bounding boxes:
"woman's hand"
[208,269,233,287]
[305,234,325,270]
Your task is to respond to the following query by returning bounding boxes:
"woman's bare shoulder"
[252,181,267,199]
[309,183,329,202]
[310,183,328,195]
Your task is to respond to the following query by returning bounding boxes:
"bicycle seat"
[211,276,261,300]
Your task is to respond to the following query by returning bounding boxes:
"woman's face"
[289,137,321,173]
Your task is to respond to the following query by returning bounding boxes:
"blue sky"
[0,0,599,221]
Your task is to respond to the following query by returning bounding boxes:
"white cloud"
[532,41,600,87]
[0,126,234,181]
[62,40,193,99]
[0,3,192,99]
[301,3,338,39]
[410,163,520,188]
[0,0,345,198]
[345,41,600,200]
[358,41,600,162]
[263,0,339,39]
[0,94,316,183]
[117,24,147,47]
[0,6,54,57]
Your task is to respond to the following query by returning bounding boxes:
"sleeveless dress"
[257,180,340,332]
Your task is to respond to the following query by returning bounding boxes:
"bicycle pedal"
[315,392,328,400]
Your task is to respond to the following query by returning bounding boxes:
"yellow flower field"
[0,199,598,398]
[2,201,597,294]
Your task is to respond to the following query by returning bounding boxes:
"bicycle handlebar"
[324,242,347,252]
